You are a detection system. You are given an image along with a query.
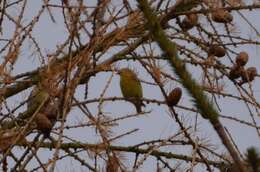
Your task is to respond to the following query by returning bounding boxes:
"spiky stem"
[137,0,247,171]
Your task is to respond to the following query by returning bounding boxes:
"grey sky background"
[1,0,260,171]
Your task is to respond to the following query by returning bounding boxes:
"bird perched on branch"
[118,68,144,113]
[28,85,59,138]
[27,86,49,112]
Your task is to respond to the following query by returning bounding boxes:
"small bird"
[35,99,59,138]
[42,98,60,123]
[119,68,144,113]
[34,112,53,138]
[28,85,59,138]
[27,86,49,112]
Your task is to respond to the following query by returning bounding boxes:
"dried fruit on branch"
[239,67,257,85]
[167,87,182,106]
[236,52,249,66]
[179,14,198,31]
[229,65,244,80]
[208,44,226,57]
[212,9,233,23]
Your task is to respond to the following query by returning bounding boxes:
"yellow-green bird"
[27,86,50,113]
[28,85,59,138]
[119,68,144,113]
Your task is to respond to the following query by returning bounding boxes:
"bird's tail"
[135,101,145,113]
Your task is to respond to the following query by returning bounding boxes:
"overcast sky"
[2,0,260,171]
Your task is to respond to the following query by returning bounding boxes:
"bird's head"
[118,68,135,78]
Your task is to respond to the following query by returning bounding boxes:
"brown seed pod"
[229,65,244,80]
[212,9,233,23]
[236,52,248,66]
[167,87,182,106]
[180,14,198,31]
[34,112,53,138]
[208,45,226,57]
[239,67,257,85]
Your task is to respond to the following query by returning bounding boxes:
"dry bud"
[239,67,257,85]
[167,87,182,106]
[229,65,244,80]
[180,14,198,31]
[236,52,248,66]
[212,9,233,23]
[208,45,226,57]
